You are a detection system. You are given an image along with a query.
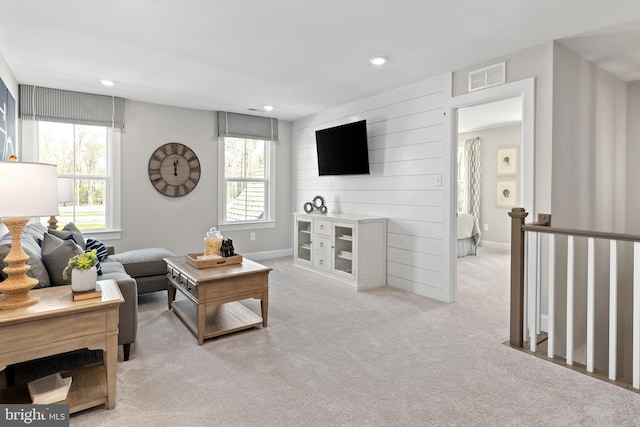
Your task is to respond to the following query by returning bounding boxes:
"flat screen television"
[315,120,370,176]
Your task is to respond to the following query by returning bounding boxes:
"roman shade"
[19,85,125,128]
[217,111,278,141]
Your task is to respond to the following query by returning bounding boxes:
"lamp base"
[48,215,58,230]
[0,217,39,309]
[0,294,39,310]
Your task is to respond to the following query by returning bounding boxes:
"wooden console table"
[0,280,123,412]
[165,256,271,345]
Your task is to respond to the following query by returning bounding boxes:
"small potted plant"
[63,250,99,292]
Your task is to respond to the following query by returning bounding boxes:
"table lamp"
[0,162,59,309]
[48,177,74,229]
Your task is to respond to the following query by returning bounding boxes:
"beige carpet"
[71,249,640,426]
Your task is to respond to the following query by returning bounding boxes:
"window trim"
[217,136,276,231]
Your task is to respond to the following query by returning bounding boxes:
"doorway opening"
[455,97,523,299]
[446,77,535,303]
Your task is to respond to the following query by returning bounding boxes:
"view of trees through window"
[38,122,108,229]
[224,137,268,222]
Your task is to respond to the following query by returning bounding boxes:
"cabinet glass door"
[333,223,354,276]
[296,219,312,262]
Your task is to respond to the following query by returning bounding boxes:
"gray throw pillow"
[41,233,84,286]
[49,222,86,251]
[0,226,51,288]
[22,223,48,242]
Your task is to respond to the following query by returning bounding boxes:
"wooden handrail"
[523,224,640,243]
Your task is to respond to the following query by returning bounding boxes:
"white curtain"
[464,137,481,221]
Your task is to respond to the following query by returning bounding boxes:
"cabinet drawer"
[313,219,331,236]
[167,265,180,281]
[178,275,198,298]
[313,254,331,271]
[313,236,331,255]
[167,266,198,299]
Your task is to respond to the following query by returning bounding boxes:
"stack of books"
[27,373,72,404]
[72,282,102,301]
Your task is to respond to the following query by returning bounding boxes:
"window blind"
[19,85,125,128]
[217,111,278,141]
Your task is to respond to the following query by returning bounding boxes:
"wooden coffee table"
[164,256,271,345]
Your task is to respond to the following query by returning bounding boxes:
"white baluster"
[523,233,529,346]
[609,240,617,381]
[567,235,574,366]
[633,242,640,389]
[536,232,541,335]
[529,232,538,352]
[548,234,555,359]
[587,237,595,373]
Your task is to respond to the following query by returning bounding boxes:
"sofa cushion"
[108,248,175,277]
[41,233,84,286]
[100,261,132,282]
[48,222,86,250]
[0,223,51,288]
[100,260,127,274]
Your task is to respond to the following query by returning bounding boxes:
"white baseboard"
[478,240,510,252]
[243,248,293,261]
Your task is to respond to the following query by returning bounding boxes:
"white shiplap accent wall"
[292,73,454,301]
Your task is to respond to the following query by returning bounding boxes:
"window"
[219,137,274,228]
[28,121,120,232]
[19,85,124,236]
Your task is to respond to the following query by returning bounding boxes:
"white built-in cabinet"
[293,213,386,290]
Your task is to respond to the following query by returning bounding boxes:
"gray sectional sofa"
[0,222,174,361]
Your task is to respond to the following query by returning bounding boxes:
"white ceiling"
[558,19,640,82]
[1,1,639,121]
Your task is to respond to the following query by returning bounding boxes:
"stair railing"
[509,207,640,388]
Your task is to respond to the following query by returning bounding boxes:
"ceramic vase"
[71,266,97,292]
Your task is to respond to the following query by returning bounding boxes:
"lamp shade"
[56,177,74,203]
[0,162,60,218]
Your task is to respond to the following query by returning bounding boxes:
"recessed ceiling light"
[263,105,274,111]
[100,79,115,87]
[369,56,388,66]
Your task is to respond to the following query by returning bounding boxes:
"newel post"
[508,207,528,347]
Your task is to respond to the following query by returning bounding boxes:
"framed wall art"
[0,76,16,161]
[496,146,518,176]
[496,179,518,208]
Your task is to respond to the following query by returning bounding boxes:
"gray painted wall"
[550,42,628,377]
[624,81,640,381]
[627,82,640,235]
[117,100,292,257]
[459,124,522,248]
[551,43,627,232]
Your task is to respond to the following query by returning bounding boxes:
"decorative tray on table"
[185,253,243,269]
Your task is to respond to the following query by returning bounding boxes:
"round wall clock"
[148,143,201,197]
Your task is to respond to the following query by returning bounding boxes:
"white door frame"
[446,77,536,302]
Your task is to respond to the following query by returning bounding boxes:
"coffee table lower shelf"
[171,299,263,341]
[0,365,107,413]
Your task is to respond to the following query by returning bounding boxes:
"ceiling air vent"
[468,62,506,92]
